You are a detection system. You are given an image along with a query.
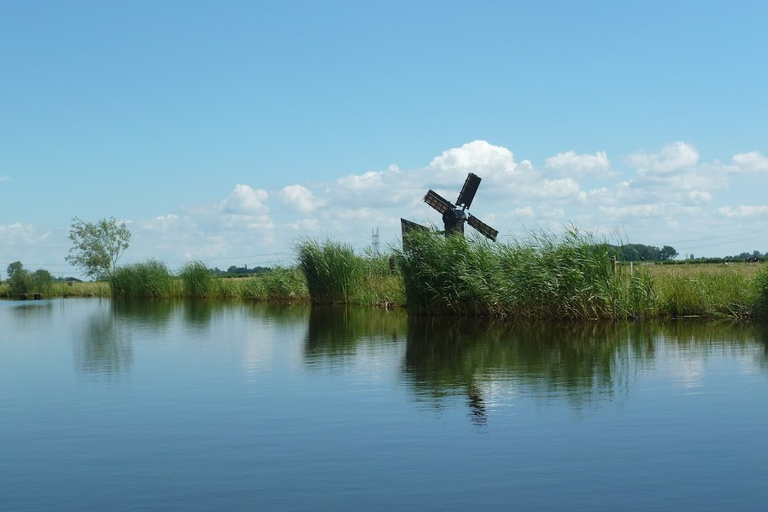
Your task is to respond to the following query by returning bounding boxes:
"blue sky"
[2,1,768,278]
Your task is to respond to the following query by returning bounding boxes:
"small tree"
[659,245,678,261]
[66,217,131,280]
[6,261,30,296]
[30,269,54,295]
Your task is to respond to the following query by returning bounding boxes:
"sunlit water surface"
[1,299,767,511]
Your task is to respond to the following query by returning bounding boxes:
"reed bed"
[179,260,213,298]
[110,262,309,301]
[396,229,768,320]
[296,239,364,304]
[110,259,174,299]
[4,234,768,322]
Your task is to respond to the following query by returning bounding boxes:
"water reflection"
[5,301,54,324]
[303,306,406,363]
[74,305,134,379]
[299,306,768,420]
[111,299,175,330]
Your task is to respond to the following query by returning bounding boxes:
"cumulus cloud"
[8,139,768,272]
[140,214,180,231]
[715,205,768,217]
[546,150,611,177]
[600,204,664,218]
[626,141,699,173]
[428,140,520,180]
[513,206,535,218]
[687,190,713,204]
[279,185,318,213]
[531,178,581,199]
[337,170,388,193]
[220,184,269,215]
[731,151,768,173]
[0,222,45,242]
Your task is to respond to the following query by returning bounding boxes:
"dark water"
[1,299,767,511]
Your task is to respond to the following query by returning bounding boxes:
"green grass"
[4,233,768,322]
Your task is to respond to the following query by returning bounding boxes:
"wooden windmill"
[401,172,498,244]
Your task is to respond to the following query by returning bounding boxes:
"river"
[1,299,767,511]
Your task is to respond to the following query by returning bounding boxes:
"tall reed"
[399,233,504,316]
[296,239,364,304]
[179,260,213,298]
[754,266,768,318]
[111,259,174,298]
[399,228,650,320]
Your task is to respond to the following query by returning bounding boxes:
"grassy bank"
[110,262,309,301]
[4,232,767,321]
[396,230,768,320]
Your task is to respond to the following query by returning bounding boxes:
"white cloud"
[279,185,318,213]
[731,151,768,173]
[428,140,519,180]
[337,170,387,193]
[140,214,180,231]
[0,222,50,243]
[626,141,699,173]
[600,204,664,218]
[545,150,611,177]
[531,178,581,199]
[220,184,269,215]
[715,205,768,217]
[513,206,535,218]
[286,218,320,231]
[687,190,712,204]
[7,140,768,272]
[0,176,11,182]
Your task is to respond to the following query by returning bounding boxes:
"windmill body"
[423,173,498,241]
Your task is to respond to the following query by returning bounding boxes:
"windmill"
[401,172,498,244]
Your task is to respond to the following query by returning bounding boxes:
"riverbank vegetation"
[3,231,768,321]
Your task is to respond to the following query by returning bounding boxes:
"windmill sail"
[467,214,498,241]
[424,189,454,215]
[420,173,499,242]
[456,173,481,209]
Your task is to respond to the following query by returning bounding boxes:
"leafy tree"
[65,217,131,280]
[6,261,29,296]
[7,261,24,280]
[659,245,678,261]
[30,269,53,294]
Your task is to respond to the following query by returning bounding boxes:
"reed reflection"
[7,301,54,323]
[403,318,768,417]
[303,306,406,363]
[74,305,133,379]
[404,320,652,418]
[111,299,175,330]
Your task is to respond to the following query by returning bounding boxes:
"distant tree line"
[724,250,765,261]
[4,261,53,297]
[210,265,271,277]
[607,244,679,262]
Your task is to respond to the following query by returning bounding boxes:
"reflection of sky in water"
[3,300,768,510]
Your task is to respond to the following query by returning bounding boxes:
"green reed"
[296,239,365,304]
[397,228,768,320]
[179,260,213,298]
[110,259,174,299]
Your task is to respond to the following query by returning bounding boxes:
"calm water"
[1,299,767,511]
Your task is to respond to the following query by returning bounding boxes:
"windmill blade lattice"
[421,173,499,241]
